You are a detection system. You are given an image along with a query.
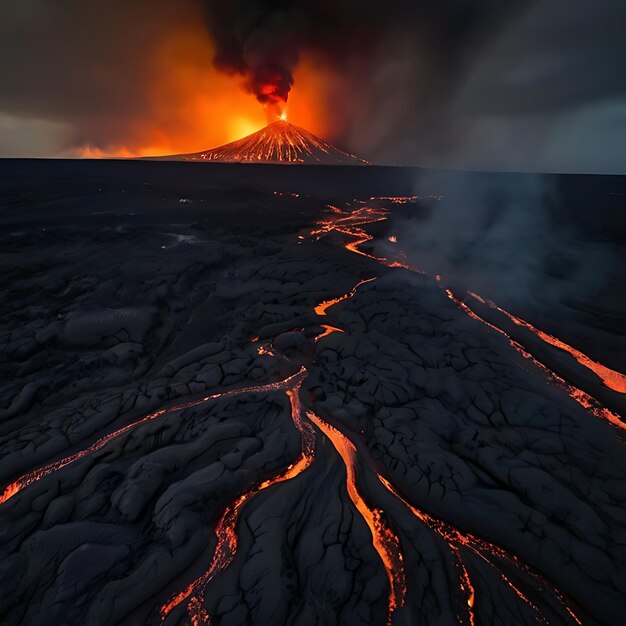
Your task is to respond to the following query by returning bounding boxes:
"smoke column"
[201,0,528,121]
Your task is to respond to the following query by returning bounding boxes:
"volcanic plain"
[1,160,625,626]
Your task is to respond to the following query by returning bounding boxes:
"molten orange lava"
[257,344,276,357]
[311,205,422,270]
[160,370,315,622]
[447,290,625,431]
[155,197,592,626]
[314,277,377,316]
[0,368,307,506]
[307,411,406,625]
[377,474,583,625]
[469,293,626,394]
[191,121,365,164]
[311,199,623,433]
[314,324,345,342]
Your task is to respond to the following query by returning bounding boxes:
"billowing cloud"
[0,0,624,172]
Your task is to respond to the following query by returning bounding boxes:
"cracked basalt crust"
[0,166,624,626]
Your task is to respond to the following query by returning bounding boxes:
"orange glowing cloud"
[75,23,269,157]
[74,28,336,158]
[284,56,336,141]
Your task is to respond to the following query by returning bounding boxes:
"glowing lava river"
[1,180,625,626]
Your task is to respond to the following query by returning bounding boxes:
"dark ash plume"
[202,0,528,117]
[203,2,299,114]
[3,0,624,171]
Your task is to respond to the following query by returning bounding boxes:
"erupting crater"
[173,121,369,165]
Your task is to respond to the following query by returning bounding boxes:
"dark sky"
[0,0,624,173]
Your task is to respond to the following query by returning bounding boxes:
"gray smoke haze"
[341,0,626,173]
[0,0,625,172]
[378,171,617,310]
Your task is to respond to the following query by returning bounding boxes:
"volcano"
[170,121,369,165]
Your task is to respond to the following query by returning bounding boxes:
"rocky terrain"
[0,161,624,625]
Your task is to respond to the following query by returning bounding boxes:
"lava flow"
[314,277,377,316]
[306,390,580,625]
[0,368,307,506]
[469,292,626,394]
[296,195,621,623]
[312,275,407,622]
[311,207,388,264]
[314,277,376,341]
[314,324,344,342]
[7,195,615,625]
[307,411,406,626]
[311,200,624,432]
[160,370,315,622]
[377,474,582,625]
[447,290,625,431]
[311,205,419,271]
[161,271,402,623]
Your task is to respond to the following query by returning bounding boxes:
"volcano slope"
[160,121,369,165]
[0,160,625,626]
